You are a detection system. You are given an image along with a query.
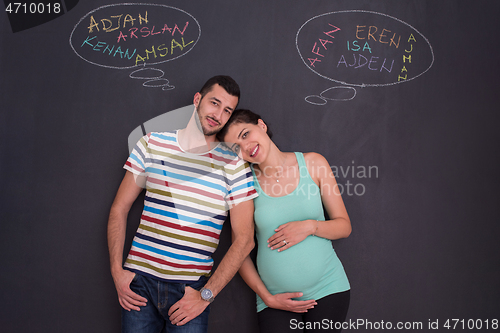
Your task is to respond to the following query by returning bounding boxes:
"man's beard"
[196,107,220,136]
[202,126,219,136]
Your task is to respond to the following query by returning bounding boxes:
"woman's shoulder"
[302,152,330,166]
[301,152,333,183]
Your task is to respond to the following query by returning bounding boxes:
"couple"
[108,75,351,333]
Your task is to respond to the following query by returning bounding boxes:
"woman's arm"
[239,255,317,313]
[267,152,351,251]
[309,152,352,239]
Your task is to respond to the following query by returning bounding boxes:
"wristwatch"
[200,287,214,303]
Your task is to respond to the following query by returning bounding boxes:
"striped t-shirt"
[123,131,258,282]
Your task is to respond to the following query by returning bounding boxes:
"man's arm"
[168,199,255,326]
[108,171,148,311]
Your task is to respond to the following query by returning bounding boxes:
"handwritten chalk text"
[307,24,341,68]
[398,34,417,81]
[337,54,393,72]
[116,22,190,43]
[81,35,136,60]
[88,11,148,33]
[355,25,401,48]
[70,4,201,69]
[134,38,194,66]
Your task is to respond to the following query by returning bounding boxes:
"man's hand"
[168,286,209,326]
[112,268,147,311]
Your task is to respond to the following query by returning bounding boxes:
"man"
[108,76,257,332]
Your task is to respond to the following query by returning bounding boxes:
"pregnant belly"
[257,236,333,294]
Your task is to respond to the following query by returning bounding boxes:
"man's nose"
[212,107,223,121]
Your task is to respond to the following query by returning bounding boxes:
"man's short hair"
[199,75,240,100]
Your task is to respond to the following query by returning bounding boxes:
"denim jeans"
[122,273,210,333]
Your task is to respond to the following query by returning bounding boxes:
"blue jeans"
[122,273,210,333]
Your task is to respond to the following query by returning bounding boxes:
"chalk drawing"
[69,3,201,90]
[296,10,434,104]
[129,65,175,90]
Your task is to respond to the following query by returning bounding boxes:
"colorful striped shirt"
[123,131,257,282]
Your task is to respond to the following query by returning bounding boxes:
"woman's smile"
[250,144,260,158]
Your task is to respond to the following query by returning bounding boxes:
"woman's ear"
[258,119,267,132]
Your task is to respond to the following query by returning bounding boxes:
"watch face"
[201,288,213,300]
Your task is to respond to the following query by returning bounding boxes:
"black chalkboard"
[1,1,500,332]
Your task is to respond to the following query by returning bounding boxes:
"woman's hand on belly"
[263,292,317,313]
[268,220,316,252]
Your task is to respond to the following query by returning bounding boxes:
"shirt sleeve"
[123,134,150,176]
[225,157,258,209]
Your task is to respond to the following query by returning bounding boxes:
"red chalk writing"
[307,24,340,67]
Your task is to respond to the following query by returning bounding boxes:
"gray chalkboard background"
[1,1,499,332]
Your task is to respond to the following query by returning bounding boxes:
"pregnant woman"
[217,109,351,332]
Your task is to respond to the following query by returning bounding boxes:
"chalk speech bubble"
[69,3,201,69]
[296,11,434,87]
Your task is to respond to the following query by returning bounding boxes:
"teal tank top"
[252,152,350,312]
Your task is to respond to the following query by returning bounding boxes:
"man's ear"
[258,118,267,132]
[193,92,202,108]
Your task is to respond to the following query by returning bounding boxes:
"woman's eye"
[242,131,248,138]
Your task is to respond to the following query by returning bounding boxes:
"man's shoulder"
[147,130,177,139]
[213,142,238,158]
[212,143,248,167]
[142,131,178,146]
